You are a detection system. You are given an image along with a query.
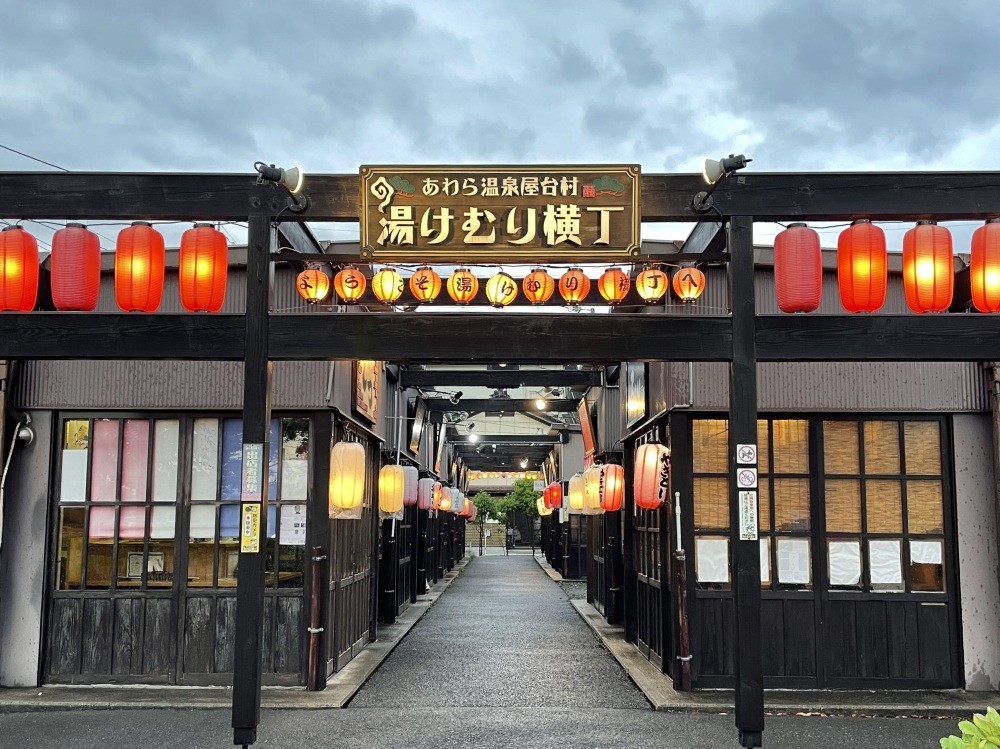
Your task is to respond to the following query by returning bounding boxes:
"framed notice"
[354,360,382,423]
[624,362,647,428]
[577,397,596,458]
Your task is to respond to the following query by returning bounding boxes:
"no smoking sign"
[736,467,758,489]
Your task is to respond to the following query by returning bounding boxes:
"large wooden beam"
[426,398,578,413]
[447,434,561,445]
[400,369,602,388]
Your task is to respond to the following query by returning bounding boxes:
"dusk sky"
[2,0,998,248]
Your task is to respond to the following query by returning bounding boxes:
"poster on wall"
[625,361,647,428]
[354,360,382,423]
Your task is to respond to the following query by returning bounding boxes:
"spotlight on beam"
[693,153,752,213]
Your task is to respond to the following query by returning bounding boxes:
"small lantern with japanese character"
[558,268,590,306]
[334,268,366,303]
[672,267,706,303]
[598,267,630,305]
[523,268,555,305]
[296,267,331,304]
[485,271,518,307]
[447,268,479,305]
[636,267,668,304]
[372,268,405,304]
[409,266,442,303]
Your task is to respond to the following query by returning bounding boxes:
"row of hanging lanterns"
[0,223,229,312]
[297,265,708,307]
[774,219,1000,314]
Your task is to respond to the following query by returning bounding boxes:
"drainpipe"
[0,415,33,556]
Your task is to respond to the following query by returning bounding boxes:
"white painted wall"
[953,414,1000,690]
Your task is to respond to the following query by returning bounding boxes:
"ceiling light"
[468,433,479,443]
[535,398,547,410]
[693,153,752,213]
[450,391,463,405]
[520,459,528,469]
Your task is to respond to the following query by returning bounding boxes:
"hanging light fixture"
[333,267,366,303]
[903,220,953,313]
[485,271,518,307]
[582,464,603,515]
[598,266,630,305]
[971,218,1000,313]
[432,481,445,511]
[837,219,887,313]
[51,223,101,311]
[774,223,822,313]
[372,267,405,304]
[0,226,39,312]
[634,443,670,511]
[402,465,419,508]
[417,477,436,511]
[115,222,165,312]
[451,489,466,515]
[329,441,366,519]
[558,267,590,306]
[545,482,563,510]
[600,464,625,512]
[179,223,228,313]
[295,267,331,304]
[409,266,442,303]
[672,267,705,303]
[378,464,406,517]
[567,473,585,514]
[522,268,555,305]
[447,268,479,305]
[439,487,453,512]
[636,266,668,304]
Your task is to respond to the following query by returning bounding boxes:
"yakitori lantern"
[329,441,366,519]
[378,464,405,516]
[51,223,101,311]
[333,267,366,303]
[600,464,625,512]
[636,267,668,304]
[523,268,555,305]
[451,489,466,515]
[837,219,887,313]
[402,465,419,507]
[432,481,444,510]
[417,477,436,511]
[447,268,479,304]
[559,268,590,306]
[179,223,227,313]
[409,266,442,303]
[582,464,603,515]
[372,268,405,304]
[598,267,630,305]
[295,267,330,304]
[567,473,585,514]
[537,496,553,517]
[903,221,953,313]
[634,443,670,511]
[672,267,705,302]
[0,226,39,311]
[115,222,165,312]
[971,219,1000,313]
[485,271,518,308]
[774,223,822,313]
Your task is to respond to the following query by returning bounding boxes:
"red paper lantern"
[296,267,330,304]
[558,268,590,306]
[523,268,555,305]
[636,267,668,303]
[51,223,101,311]
[600,464,625,512]
[410,266,441,303]
[333,268,366,303]
[598,267,630,304]
[447,268,479,305]
[0,226,39,311]
[774,223,822,313]
[837,219,886,313]
[115,222,165,312]
[633,443,670,511]
[672,267,705,302]
[543,482,563,510]
[903,221,953,313]
[971,219,1000,313]
[179,224,227,312]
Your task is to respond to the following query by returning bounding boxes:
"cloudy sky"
[2,0,998,248]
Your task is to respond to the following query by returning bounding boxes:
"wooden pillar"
[232,213,274,748]
[727,216,764,748]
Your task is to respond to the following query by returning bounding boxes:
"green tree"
[470,491,501,523]
[497,478,541,521]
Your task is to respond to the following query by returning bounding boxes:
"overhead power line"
[0,142,69,171]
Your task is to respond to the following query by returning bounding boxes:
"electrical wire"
[0,142,69,171]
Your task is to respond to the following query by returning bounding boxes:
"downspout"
[0,411,33,556]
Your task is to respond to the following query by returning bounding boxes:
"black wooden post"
[728,216,764,748]
[232,213,274,748]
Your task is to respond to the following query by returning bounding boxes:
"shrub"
[941,707,1000,749]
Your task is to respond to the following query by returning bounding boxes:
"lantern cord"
[0,142,69,171]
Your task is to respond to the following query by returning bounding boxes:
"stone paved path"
[350,554,649,709]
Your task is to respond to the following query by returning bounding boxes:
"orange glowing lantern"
[544,482,563,510]
[329,441,366,519]
[971,219,1000,313]
[558,268,590,306]
[333,267,366,303]
[774,223,822,313]
[295,267,331,304]
[115,222,165,312]
[372,268,405,304]
[636,267,668,304]
[447,268,479,304]
[0,226,39,312]
[633,443,670,511]
[537,496,553,517]
[52,223,101,311]
[567,473,585,514]
[179,223,228,312]
[600,464,625,512]
[432,481,445,511]
[409,266,442,303]
[523,268,555,305]
[672,267,705,303]
[903,221,953,313]
[378,464,406,516]
[485,271,518,307]
[582,464,603,515]
[837,219,887,313]
[598,267,630,304]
